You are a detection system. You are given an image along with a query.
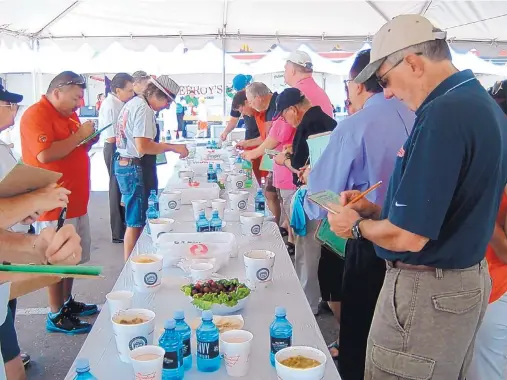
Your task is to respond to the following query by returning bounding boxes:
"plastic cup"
[130,345,165,380]
[229,191,249,211]
[211,199,227,219]
[148,218,174,242]
[112,309,156,363]
[243,250,276,289]
[164,190,182,211]
[240,212,264,236]
[131,254,163,293]
[230,173,247,190]
[191,199,208,221]
[220,330,254,377]
[106,290,134,318]
[190,262,214,282]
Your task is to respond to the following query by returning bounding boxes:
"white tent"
[249,46,289,75]
[297,44,350,76]
[1,0,507,54]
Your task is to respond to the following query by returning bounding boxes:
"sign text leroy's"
[179,85,224,96]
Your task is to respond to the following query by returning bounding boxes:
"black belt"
[117,156,142,165]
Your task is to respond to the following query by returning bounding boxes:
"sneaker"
[65,296,98,317]
[46,306,92,335]
[21,353,31,367]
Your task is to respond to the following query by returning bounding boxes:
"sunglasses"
[492,81,504,96]
[376,53,422,89]
[55,76,86,89]
[0,103,19,111]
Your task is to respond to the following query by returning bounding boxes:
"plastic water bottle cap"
[275,306,287,317]
[164,319,176,329]
[150,190,156,195]
[199,210,205,216]
[174,310,184,320]
[75,358,90,372]
[202,310,213,320]
[212,210,218,217]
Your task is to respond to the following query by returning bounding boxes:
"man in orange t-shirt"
[20,71,99,335]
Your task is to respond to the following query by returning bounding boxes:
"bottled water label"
[197,340,219,360]
[182,338,191,358]
[256,201,265,212]
[271,336,292,355]
[163,350,182,369]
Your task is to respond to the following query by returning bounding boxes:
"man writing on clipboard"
[20,71,100,336]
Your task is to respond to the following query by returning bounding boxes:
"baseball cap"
[287,50,313,71]
[273,88,305,119]
[0,83,23,104]
[354,15,447,84]
[232,74,253,91]
[150,75,180,101]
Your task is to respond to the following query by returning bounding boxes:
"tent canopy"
[1,0,507,53]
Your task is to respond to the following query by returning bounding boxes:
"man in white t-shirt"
[100,73,135,244]
[115,75,189,260]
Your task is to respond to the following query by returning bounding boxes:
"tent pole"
[30,38,38,104]
[222,37,227,119]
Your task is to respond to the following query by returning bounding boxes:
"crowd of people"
[1,13,507,380]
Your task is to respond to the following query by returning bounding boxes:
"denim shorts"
[0,300,20,363]
[114,159,146,228]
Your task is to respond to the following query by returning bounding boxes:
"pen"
[349,181,383,205]
[56,207,67,232]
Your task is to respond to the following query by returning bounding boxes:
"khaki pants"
[365,259,491,380]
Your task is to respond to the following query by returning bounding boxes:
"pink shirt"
[294,77,334,117]
[268,119,297,190]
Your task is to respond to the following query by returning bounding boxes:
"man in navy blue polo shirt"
[327,15,507,379]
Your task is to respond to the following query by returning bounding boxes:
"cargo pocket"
[432,289,481,314]
[371,344,435,380]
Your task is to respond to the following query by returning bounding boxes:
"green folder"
[315,218,348,259]
[0,264,102,276]
[260,154,274,172]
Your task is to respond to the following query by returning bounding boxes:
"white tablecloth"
[64,147,340,380]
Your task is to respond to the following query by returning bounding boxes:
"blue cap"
[165,319,176,329]
[232,74,253,91]
[273,88,306,120]
[0,83,23,104]
[75,358,90,373]
[275,306,287,317]
[202,310,213,320]
[174,310,184,320]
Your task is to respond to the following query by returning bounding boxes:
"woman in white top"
[99,73,135,243]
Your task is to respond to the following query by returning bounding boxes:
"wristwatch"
[351,218,366,240]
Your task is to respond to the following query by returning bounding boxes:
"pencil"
[69,119,81,126]
[56,207,67,232]
[349,181,383,205]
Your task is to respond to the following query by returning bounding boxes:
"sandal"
[279,227,289,237]
[286,242,295,256]
[328,341,339,361]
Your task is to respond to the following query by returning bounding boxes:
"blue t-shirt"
[376,70,507,269]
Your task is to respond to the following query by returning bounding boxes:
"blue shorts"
[0,300,20,363]
[114,158,146,228]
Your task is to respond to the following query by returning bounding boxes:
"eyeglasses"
[0,103,19,111]
[55,76,86,89]
[492,81,504,96]
[376,53,422,89]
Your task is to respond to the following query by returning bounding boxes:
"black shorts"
[0,299,21,363]
[318,245,344,302]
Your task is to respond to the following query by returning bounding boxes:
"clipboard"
[315,218,348,259]
[260,154,274,172]
[156,153,168,166]
[0,164,62,198]
[77,123,113,146]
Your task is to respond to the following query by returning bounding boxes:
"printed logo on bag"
[168,200,178,209]
[236,181,244,189]
[190,243,209,255]
[129,336,148,351]
[256,268,270,281]
[144,272,158,286]
[251,224,261,235]
[238,200,247,210]
[134,371,156,380]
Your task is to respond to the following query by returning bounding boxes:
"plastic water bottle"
[73,358,97,380]
[147,190,160,219]
[196,211,210,232]
[234,156,243,172]
[270,306,293,366]
[255,188,266,215]
[209,210,222,232]
[207,163,217,183]
[242,159,253,188]
[196,311,220,372]
[159,319,184,380]
[166,129,171,141]
[174,310,192,371]
[215,163,223,177]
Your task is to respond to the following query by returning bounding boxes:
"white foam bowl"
[275,346,327,380]
[148,218,174,241]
